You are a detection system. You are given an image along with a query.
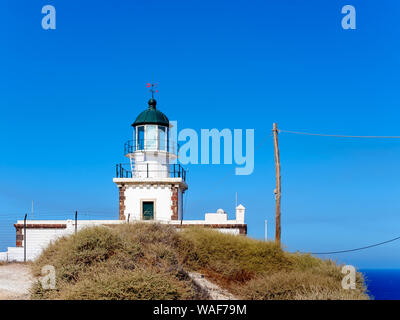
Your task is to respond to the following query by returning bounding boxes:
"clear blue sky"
[1,0,400,268]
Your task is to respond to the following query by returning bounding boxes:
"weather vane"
[146,82,158,98]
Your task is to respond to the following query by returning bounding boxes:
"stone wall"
[170,186,178,220]
[119,185,126,220]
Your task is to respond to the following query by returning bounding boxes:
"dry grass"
[177,227,369,300]
[30,224,369,300]
[31,224,206,300]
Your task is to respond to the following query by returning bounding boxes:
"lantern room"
[129,98,174,154]
[116,97,185,181]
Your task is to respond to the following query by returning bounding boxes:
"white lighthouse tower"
[113,91,187,221]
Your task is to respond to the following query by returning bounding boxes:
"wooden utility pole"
[272,123,281,244]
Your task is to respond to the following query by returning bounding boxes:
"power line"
[193,132,273,192]
[277,128,400,253]
[306,235,400,255]
[279,129,400,139]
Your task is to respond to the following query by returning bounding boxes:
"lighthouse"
[113,93,187,222]
[0,87,247,262]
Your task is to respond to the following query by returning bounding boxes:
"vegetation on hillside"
[30,223,369,300]
[31,224,206,300]
[178,228,368,300]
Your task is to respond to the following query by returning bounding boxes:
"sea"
[361,269,400,300]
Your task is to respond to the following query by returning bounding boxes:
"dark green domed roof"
[132,98,169,127]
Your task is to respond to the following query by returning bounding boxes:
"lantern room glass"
[158,126,166,151]
[134,125,169,152]
[137,126,145,150]
[145,125,157,150]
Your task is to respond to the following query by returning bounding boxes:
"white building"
[0,95,247,262]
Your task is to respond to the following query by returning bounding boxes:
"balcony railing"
[115,163,187,181]
[124,139,179,155]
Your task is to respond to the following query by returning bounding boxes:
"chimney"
[235,204,245,224]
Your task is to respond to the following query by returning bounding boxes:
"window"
[132,127,136,151]
[167,127,169,152]
[145,125,157,150]
[158,126,166,151]
[138,126,144,150]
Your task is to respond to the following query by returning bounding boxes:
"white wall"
[3,220,125,262]
[0,252,7,262]
[216,228,240,235]
[204,213,228,223]
[131,152,171,179]
[124,185,173,221]
[24,228,73,260]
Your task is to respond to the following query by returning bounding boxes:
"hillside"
[30,223,369,300]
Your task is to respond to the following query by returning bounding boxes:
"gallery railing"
[115,163,186,181]
[124,139,179,155]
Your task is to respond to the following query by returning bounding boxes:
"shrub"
[31,224,205,300]
[177,227,294,281]
[30,223,369,300]
[238,270,368,300]
[176,227,369,300]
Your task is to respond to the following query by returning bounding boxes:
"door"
[142,201,154,220]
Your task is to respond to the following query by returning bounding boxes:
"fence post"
[75,211,77,234]
[265,220,268,241]
[24,213,27,262]
[127,213,130,224]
